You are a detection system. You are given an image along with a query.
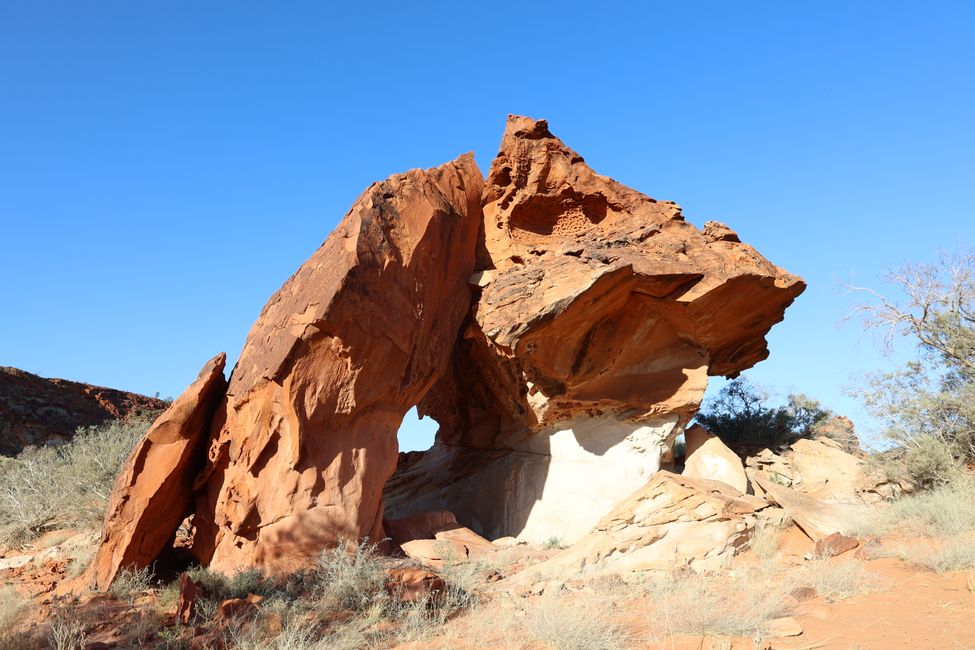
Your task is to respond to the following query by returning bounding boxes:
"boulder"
[87,354,227,590]
[681,424,748,493]
[517,471,768,578]
[385,567,446,603]
[385,116,804,544]
[384,509,497,564]
[767,616,803,638]
[216,594,263,622]
[191,156,483,574]
[814,532,860,558]
[383,511,461,549]
[399,534,496,568]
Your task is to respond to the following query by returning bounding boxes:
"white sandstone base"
[384,415,680,545]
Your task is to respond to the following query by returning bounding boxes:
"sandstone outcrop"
[518,472,768,577]
[190,156,483,574]
[385,116,804,543]
[88,354,227,590]
[0,367,167,456]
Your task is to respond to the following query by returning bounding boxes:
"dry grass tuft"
[109,566,155,603]
[899,534,975,573]
[643,568,794,642]
[47,601,89,650]
[855,475,975,538]
[804,558,880,601]
[748,509,792,562]
[524,592,630,650]
[0,586,26,636]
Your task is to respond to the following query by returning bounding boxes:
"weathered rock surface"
[386,116,804,542]
[191,156,483,574]
[745,436,903,540]
[176,573,199,625]
[0,366,167,456]
[385,567,447,603]
[517,472,768,577]
[88,354,227,590]
[752,472,866,541]
[681,424,748,493]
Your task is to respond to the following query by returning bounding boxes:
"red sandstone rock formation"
[190,155,483,574]
[0,367,167,456]
[88,354,227,590]
[90,116,805,584]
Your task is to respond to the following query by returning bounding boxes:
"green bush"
[695,378,832,452]
[0,417,151,547]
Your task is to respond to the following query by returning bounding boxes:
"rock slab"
[87,354,227,590]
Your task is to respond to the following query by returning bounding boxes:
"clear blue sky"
[2,2,972,451]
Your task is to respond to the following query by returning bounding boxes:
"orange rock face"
[87,353,227,590]
[190,155,483,574]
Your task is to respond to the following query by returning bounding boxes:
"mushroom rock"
[384,116,805,545]
[190,155,483,574]
[87,353,227,590]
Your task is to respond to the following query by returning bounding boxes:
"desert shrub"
[109,566,155,602]
[314,539,388,612]
[644,568,793,641]
[804,559,879,601]
[695,378,832,452]
[747,510,792,562]
[195,538,484,649]
[0,586,26,635]
[542,536,563,550]
[0,417,151,546]
[856,472,975,538]
[524,591,630,650]
[187,566,274,602]
[47,601,89,650]
[851,249,975,487]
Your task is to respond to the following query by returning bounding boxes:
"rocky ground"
[1,514,974,649]
[2,431,974,649]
